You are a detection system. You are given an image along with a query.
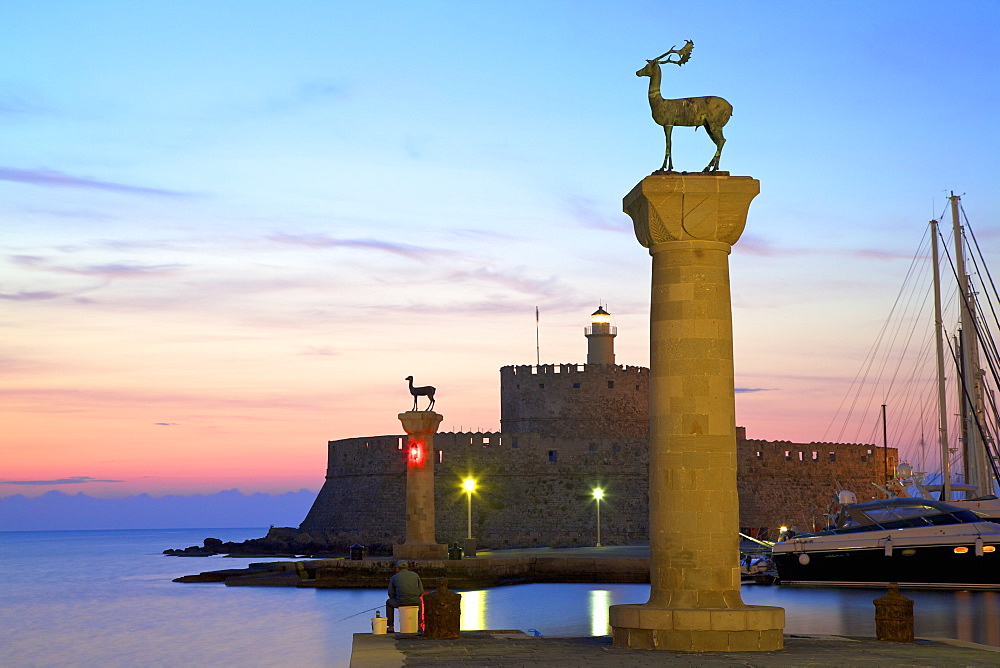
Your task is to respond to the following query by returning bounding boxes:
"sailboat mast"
[881,403,890,495]
[930,219,952,500]
[950,193,990,495]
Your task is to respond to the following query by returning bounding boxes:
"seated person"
[386,560,423,632]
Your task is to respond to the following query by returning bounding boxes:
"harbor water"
[2,529,997,666]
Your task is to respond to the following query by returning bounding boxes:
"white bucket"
[398,606,419,634]
[371,614,387,635]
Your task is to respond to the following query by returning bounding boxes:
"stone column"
[608,173,784,651]
[393,410,448,560]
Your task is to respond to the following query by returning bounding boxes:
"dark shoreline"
[173,545,654,589]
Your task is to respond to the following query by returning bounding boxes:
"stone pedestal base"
[609,604,784,651]
[462,538,477,557]
[392,543,447,560]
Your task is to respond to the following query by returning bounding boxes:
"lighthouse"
[585,306,616,365]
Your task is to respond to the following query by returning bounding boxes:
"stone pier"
[393,410,448,560]
[608,173,784,651]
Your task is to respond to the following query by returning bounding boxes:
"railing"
[584,324,617,336]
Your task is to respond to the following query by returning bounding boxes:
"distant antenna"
[535,306,540,366]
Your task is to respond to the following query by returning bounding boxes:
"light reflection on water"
[2,530,998,667]
[590,589,611,636]
[460,589,487,630]
[452,583,1000,647]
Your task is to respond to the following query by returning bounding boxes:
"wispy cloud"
[28,207,119,222]
[298,346,339,357]
[567,196,629,232]
[735,387,773,393]
[450,228,520,242]
[155,422,178,426]
[0,290,64,301]
[734,234,782,256]
[0,167,189,197]
[0,93,50,116]
[371,297,570,317]
[10,255,186,279]
[0,387,323,416]
[0,476,123,486]
[854,248,921,261]
[297,80,351,103]
[268,232,447,260]
[261,80,352,114]
[736,235,925,261]
[443,267,559,296]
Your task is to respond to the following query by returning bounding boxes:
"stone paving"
[351,632,1000,667]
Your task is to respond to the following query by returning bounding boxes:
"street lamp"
[463,477,476,540]
[593,487,604,547]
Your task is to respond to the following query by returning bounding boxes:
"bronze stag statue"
[405,376,436,411]
[636,41,732,173]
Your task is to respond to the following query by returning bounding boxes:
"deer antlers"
[649,40,694,66]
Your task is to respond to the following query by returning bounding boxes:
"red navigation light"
[408,441,425,466]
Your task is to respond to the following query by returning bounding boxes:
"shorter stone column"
[393,411,448,560]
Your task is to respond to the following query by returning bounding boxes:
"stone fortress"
[301,308,896,548]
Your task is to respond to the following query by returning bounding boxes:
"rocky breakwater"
[163,527,398,558]
[173,554,651,589]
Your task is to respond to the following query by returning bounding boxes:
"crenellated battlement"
[500,362,650,440]
[300,308,896,546]
[500,363,648,376]
[303,427,896,541]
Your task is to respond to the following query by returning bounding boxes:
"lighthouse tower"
[585,306,617,365]
[499,306,647,439]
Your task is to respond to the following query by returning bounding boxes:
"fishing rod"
[332,605,384,624]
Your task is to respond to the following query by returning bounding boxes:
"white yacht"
[772,497,1000,589]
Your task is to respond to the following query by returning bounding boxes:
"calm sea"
[1,529,997,666]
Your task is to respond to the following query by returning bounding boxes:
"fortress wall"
[299,435,408,535]
[300,429,896,547]
[737,439,898,533]
[500,364,649,440]
[433,431,649,547]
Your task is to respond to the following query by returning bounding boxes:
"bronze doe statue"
[405,376,436,411]
[637,41,732,173]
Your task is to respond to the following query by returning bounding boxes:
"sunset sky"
[3,1,998,499]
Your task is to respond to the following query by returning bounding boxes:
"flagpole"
[535,307,540,366]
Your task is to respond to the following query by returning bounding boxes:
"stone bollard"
[874,583,914,641]
[422,577,461,639]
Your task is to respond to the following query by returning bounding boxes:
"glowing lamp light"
[953,546,969,554]
[593,487,604,547]
[591,307,611,325]
[463,477,476,539]
[408,441,424,465]
[984,545,996,553]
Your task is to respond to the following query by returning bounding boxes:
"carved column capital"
[624,173,759,248]
[398,411,444,436]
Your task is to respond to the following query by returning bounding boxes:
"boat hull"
[774,542,999,589]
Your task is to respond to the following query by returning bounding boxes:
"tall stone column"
[393,411,448,560]
[608,173,784,651]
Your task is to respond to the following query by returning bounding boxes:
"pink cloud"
[0,167,188,197]
[10,255,185,279]
[567,195,630,232]
[0,290,64,301]
[441,267,560,296]
[267,232,447,260]
[0,476,123,486]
